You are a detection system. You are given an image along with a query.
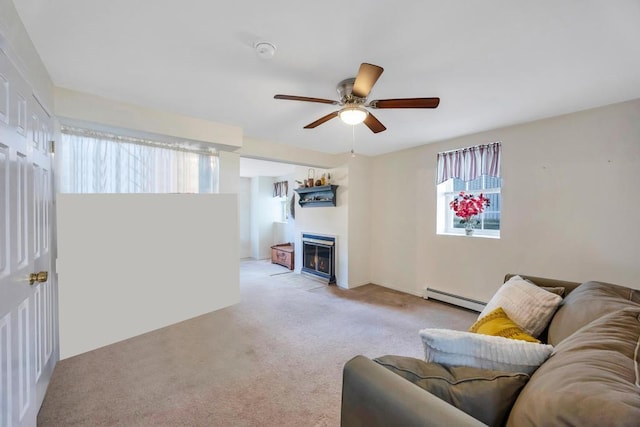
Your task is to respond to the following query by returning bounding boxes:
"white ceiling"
[12,1,640,156]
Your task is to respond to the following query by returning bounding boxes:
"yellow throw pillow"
[469,307,540,343]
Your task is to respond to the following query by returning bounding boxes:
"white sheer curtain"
[59,129,219,193]
[436,142,501,184]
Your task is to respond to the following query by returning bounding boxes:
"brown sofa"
[341,274,640,426]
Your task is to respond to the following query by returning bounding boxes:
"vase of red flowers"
[449,191,490,236]
[464,223,475,236]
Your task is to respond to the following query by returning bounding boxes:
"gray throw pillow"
[547,281,640,345]
[507,307,640,427]
[374,355,530,427]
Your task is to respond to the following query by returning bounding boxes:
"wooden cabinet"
[294,185,338,207]
[271,243,294,270]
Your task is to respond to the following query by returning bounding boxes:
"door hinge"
[49,140,55,154]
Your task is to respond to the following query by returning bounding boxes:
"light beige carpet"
[38,259,477,426]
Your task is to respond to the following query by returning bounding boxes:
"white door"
[0,47,57,427]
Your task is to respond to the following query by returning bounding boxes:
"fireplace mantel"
[294,185,338,208]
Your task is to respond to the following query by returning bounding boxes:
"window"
[273,180,289,222]
[58,127,219,193]
[436,142,502,238]
[280,197,289,222]
[438,176,502,236]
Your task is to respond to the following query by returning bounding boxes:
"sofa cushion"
[478,275,562,338]
[419,328,553,374]
[547,281,640,345]
[506,308,640,427]
[374,355,530,427]
[469,307,540,343]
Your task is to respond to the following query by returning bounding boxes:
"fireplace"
[301,233,336,284]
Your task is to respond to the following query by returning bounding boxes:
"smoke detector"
[255,41,276,59]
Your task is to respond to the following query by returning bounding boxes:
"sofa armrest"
[341,355,487,427]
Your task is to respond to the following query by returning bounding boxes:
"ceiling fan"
[274,63,440,134]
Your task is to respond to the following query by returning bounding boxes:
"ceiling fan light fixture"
[338,106,368,125]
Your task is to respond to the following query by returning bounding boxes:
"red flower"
[450,191,490,224]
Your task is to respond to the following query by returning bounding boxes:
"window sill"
[438,232,500,239]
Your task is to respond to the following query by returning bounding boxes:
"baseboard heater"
[424,288,486,312]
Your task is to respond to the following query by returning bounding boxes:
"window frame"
[437,175,501,238]
[280,196,289,222]
[58,127,219,194]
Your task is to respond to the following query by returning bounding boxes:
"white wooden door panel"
[0,72,8,125]
[17,298,30,422]
[0,313,11,427]
[0,46,56,427]
[29,97,54,411]
[0,142,8,277]
[34,286,40,381]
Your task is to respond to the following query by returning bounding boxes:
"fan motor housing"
[337,78,365,104]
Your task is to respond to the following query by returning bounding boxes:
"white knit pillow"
[419,328,553,374]
[479,275,563,338]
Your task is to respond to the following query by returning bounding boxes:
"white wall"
[370,99,640,300]
[346,155,372,288]
[236,144,349,267]
[250,177,280,259]
[286,159,372,289]
[54,87,242,150]
[239,136,339,168]
[240,174,298,261]
[56,194,240,359]
[239,177,252,258]
[219,151,240,194]
[293,166,350,287]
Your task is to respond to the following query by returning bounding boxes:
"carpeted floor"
[37,259,477,426]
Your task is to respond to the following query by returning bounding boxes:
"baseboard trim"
[425,288,486,312]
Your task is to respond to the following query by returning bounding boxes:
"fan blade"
[304,111,339,129]
[274,94,338,105]
[363,112,387,134]
[369,97,440,109]
[352,63,384,98]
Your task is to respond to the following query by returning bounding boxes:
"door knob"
[29,271,48,285]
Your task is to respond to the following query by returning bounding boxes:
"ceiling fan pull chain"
[351,125,356,158]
